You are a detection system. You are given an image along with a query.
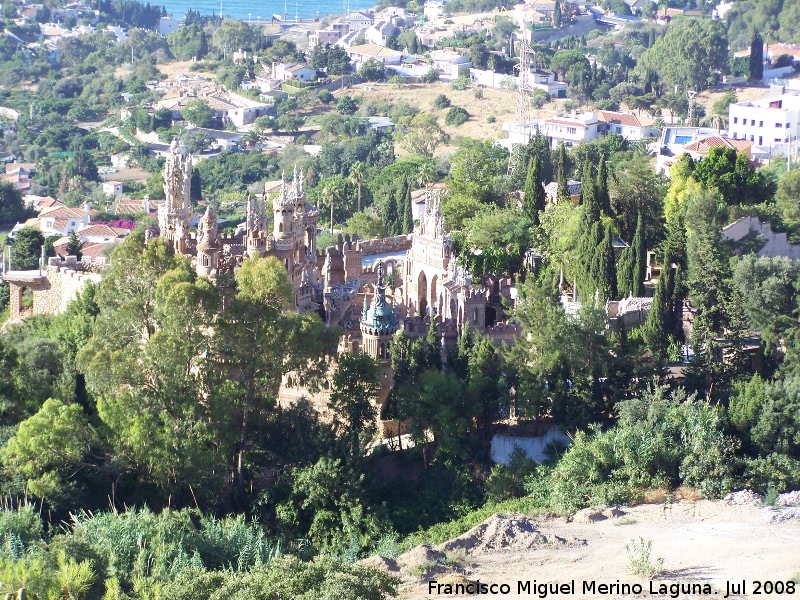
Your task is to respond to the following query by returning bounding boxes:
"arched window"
[279,222,284,232]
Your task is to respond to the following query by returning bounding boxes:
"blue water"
[160,0,369,21]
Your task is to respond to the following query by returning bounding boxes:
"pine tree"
[523,156,545,225]
[631,213,646,297]
[595,154,610,215]
[66,230,83,260]
[749,30,764,82]
[556,142,569,202]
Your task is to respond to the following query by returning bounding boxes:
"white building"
[345,44,403,69]
[596,111,656,140]
[158,16,183,36]
[423,0,445,19]
[365,19,399,47]
[728,93,800,147]
[539,112,602,148]
[344,11,374,29]
[272,63,316,82]
[102,181,123,196]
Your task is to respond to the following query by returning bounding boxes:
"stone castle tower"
[158,139,193,254]
[196,205,219,277]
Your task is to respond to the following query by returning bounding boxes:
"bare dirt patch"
[367,500,800,599]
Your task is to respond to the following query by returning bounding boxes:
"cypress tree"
[632,213,646,297]
[670,263,686,341]
[643,265,670,361]
[617,245,634,298]
[556,142,569,202]
[749,30,764,82]
[401,176,413,234]
[424,316,442,370]
[554,0,561,28]
[580,160,598,220]
[591,224,616,301]
[523,156,546,225]
[648,29,655,48]
[595,154,610,215]
[578,220,603,301]
[385,189,399,236]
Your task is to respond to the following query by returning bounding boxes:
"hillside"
[364,496,800,599]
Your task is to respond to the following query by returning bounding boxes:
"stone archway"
[305,227,315,255]
[417,271,428,316]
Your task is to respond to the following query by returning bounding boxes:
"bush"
[548,384,738,513]
[450,76,471,90]
[419,67,440,83]
[484,447,537,503]
[445,106,469,126]
[433,94,451,109]
[530,88,551,109]
[743,454,800,494]
[317,89,334,104]
[486,115,496,123]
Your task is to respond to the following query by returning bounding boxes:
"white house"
[728,93,800,146]
[530,68,567,97]
[13,204,91,238]
[158,17,182,36]
[272,63,316,82]
[345,44,403,69]
[539,112,602,148]
[423,0,445,19]
[365,19,399,47]
[344,11,374,29]
[596,110,656,139]
[102,181,123,196]
[429,49,472,79]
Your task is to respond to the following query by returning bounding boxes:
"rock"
[723,489,763,506]
[776,490,800,507]
[434,513,573,555]
[573,507,609,523]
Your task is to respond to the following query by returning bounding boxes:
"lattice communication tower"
[507,32,536,177]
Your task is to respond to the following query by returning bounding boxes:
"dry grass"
[341,81,562,151]
[157,59,216,81]
[636,486,704,505]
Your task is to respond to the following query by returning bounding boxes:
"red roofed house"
[597,110,657,140]
[681,135,753,161]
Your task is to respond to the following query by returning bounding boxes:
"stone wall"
[3,256,104,321]
[358,235,412,256]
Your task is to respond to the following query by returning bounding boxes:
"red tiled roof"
[39,206,88,219]
[34,197,64,210]
[77,224,125,238]
[682,136,753,154]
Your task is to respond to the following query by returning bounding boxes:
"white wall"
[490,429,572,465]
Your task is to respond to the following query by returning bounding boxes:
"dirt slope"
[370,499,800,599]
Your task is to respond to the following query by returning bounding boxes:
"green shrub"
[449,76,470,90]
[445,106,469,126]
[486,115,496,123]
[743,453,800,493]
[484,447,536,503]
[433,94,451,109]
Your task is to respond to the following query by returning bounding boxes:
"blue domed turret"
[361,262,399,337]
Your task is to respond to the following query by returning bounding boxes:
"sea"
[159,0,371,22]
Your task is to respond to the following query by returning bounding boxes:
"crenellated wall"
[3,256,105,321]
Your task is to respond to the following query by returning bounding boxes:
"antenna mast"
[507,29,535,177]
[686,90,697,126]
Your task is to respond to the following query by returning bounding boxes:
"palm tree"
[321,181,340,235]
[416,160,436,191]
[349,161,367,212]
